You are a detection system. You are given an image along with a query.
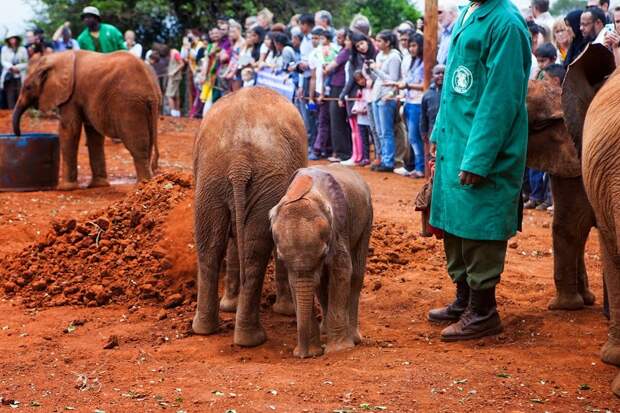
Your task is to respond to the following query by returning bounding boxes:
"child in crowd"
[534,43,557,80]
[420,64,444,173]
[542,63,566,88]
[341,70,372,166]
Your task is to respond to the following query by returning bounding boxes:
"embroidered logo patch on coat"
[452,65,473,94]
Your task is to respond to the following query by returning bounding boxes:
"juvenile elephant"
[12,50,161,190]
[525,80,596,310]
[270,165,373,358]
[192,86,307,347]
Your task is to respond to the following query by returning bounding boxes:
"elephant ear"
[562,43,615,155]
[527,80,563,128]
[283,174,314,204]
[312,169,347,232]
[38,51,77,112]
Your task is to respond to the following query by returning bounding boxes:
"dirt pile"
[0,172,194,308]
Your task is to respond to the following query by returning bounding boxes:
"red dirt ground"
[0,110,618,412]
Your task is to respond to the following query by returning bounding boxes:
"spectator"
[369,30,402,173]
[289,14,301,30]
[295,13,317,150]
[437,2,459,65]
[589,0,613,22]
[527,22,543,79]
[166,47,185,117]
[325,28,353,163]
[428,0,531,341]
[268,31,296,72]
[532,0,555,39]
[580,7,607,43]
[534,43,557,79]
[350,14,371,36]
[26,29,49,59]
[420,64,444,146]
[1,33,28,109]
[77,6,126,53]
[315,10,335,38]
[552,19,573,63]
[124,30,143,58]
[607,6,620,66]
[564,10,587,67]
[145,49,160,81]
[341,70,372,166]
[223,20,245,91]
[398,28,412,80]
[542,63,566,87]
[52,22,80,51]
[257,9,274,30]
[398,32,425,178]
[245,16,258,31]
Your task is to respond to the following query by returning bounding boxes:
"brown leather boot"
[440,286,502,342]
[428,279,469,323]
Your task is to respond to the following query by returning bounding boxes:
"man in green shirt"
[427,0,531,341]
[77,6,126,53]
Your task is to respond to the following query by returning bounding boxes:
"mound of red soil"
[0,172,194,309]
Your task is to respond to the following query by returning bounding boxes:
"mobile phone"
[605,23,615,33]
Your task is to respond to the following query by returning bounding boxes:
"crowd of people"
[1,1,620,182]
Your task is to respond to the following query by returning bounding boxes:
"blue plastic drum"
[0,133,60,191]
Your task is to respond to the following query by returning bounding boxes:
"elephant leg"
[325,242,355,354]
[83,123,109,188]
[548,176,590,310]
[318,267,329,335]
[577,245,596,306]
[220,237,239,313]
[57,114,82,191]
[233,214,273,347]
[349,228,371,345]
[192,202,230,335]
[273,255,295,316]
[599,232,620,367]
[120,127,152,182]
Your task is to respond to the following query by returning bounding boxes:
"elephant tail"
[147,100,159,173]
[229,156,252,285]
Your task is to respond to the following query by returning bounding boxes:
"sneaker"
[523,199,539,209]
[308,152,320,161]
[536,201,552,211]
[374,164,394,173]
[409,171,425,179]
[358,159,371,167]
[340,158,357,166]
[547,205,554,212]
[327,156,342,163]
[393,167,410,176]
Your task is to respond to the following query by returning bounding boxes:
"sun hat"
[81,6,101,20]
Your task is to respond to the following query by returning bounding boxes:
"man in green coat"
[77,6,126,53]
[427,0,531,341]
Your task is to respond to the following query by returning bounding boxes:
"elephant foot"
[548,293,584,310]
[88,177,110,188]
[581,289,596,306]
[613,372,620,398]
[601,338,620,366]
[219,295,238,313]
[351,328,362,345]
[273,298,296,316]
[57,181,79,191]
[192,312,219,335]
[325,337,356,354]
[234,324,267,347]
[294,343,324,358]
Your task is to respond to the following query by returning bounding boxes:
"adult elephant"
[192,86,307,347]
[12,50,161,190]
[525,80,596,310]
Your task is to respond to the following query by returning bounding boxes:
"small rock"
[3,281,17,293]
[151,249,167,259]
[32,280,48,291]
[157,310,168,320]
[95,218,110,231]
[103,335,119,349]
[164,293,183,309]
[372,281,382,291]
[160,259,174,270]
[509,241,518,249]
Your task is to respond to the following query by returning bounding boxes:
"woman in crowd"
[261,31,296,72]
[564,9,587,67]
[222,20,245,91]
[397,32,425,178]
[552,19,573,64]
[1,34,29,110]
[369,30,402,173]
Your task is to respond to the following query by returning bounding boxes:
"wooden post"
[423,0,439,90]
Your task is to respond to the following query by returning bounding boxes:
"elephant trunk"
[295,277,316,357]
[12,100,27,137]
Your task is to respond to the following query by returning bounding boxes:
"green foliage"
[550,0,587,17]
[28,0,421,48]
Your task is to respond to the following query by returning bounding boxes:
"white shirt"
[126,43,143,58]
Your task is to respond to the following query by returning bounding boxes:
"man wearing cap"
[428,0,531,341]
[77,6,126,53]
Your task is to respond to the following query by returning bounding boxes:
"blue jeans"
[404,102,424,173]
[528,168,546,202]
[376,100,397,168]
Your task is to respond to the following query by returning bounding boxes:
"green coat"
[430,0,531,241]
[77,24,127,53]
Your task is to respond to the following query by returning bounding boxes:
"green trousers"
[443,232,508,290]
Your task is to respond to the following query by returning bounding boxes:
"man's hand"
[459,171,483,186]
[430,143,437,157]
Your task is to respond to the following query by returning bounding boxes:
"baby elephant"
[270,165,373,358]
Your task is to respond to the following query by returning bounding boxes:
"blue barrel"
[0,133,60,191]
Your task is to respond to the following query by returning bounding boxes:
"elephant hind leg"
[192,202,230,335]
[84,124,109,188]
[600,231,620,366]
[577,253,596,306]
[220,237,240,313]
[57,113,83,190]
[119,124,153,182]
[349,227,371,345]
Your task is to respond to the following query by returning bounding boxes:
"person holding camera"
[604,6,620,66]
[52,22,80,52]
[1,34,28,110]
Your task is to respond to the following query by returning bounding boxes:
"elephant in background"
[12,50,161,190]
[270,165,373,358]
[525,80,597,310]
[192,86,307,347]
